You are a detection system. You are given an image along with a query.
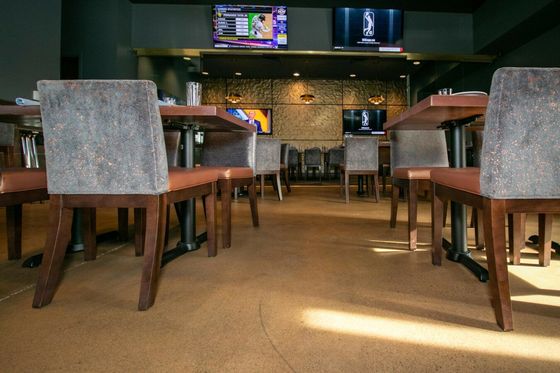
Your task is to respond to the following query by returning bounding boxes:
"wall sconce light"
[225,93,243,104]
[300,80,315,104]
[367,94,385,105]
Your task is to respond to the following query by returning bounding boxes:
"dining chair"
[431,67,560,331]
[340,137,379,203]
[33,80,218,311]
[280,143,291,193]
[389,130,449,250]
[200,132,259,249]
[256,138,282,200]
[287,146,299,180]
[326,147,344,180]
[304,147,322,182]
[1,168,48,260]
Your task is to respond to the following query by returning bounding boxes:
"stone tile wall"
[202,78,407,150]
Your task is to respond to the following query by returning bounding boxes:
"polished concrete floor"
[0,185,559,372]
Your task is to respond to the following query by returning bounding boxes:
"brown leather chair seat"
[0,168,47,193]
[430,167,481,195]
[393,167,447,180]
[168,167,219,191]
[196,166,253,180]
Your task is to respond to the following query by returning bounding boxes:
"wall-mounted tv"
[343,109,386,135]
[227,108,272,135]
[333,8,403,52]
[213,5,287,49]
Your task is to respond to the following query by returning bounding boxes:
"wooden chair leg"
[483,198,513,332]
[260,174,265,198]
[248,178,259,227]
[6,204,22,260]
[282,168,291,193]
[431,185,444,265]
[339,170,344,196]
[538,213,552,267]
[408,180,418,251]
[390,183,399,228]
[443,200,448,227]
[473,208,485,250]
[82,208,97,261]
[138,195,166,311]
[117,208,129,241]
[275,172,283,201]
[373,173,380,202]
[164,206,170,248]
[204,183,217,257]
[507,213,525,265]
[344,171,350,204]
[221,179,232,248]
[33,195,73,308]
[134,208,146,257]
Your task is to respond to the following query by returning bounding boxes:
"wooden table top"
[383,95,489,131]
[0,105,256,133]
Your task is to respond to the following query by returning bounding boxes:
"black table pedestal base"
[443,239,489,282]
[160,232,208,267]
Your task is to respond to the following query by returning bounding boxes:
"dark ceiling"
[129,0,487,13]
[200,53,426,80]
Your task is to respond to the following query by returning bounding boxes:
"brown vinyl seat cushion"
[0,168,47,193]
[196,166,253,180]
[393,167,449,180]
[431,167,481,195]
[168,167,218,191]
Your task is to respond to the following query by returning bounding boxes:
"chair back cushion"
[256,138,280,172]
[201,132,256,173]
[288,147,299,166]
[38,80,168,195]
[328,147,344,166]
[390,130,449,174]
[344,136,378,171]
[480,67,560,199]
[280,143,290,166]
[304,147,321,166]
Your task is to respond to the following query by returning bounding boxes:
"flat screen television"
[213,5,288,49]
[333,8,403,52]
[227,108,272,134]
[343,109,386,135]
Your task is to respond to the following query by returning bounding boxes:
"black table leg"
[161,124,207,267]
[356,175,367,196]
[443,118,489,282]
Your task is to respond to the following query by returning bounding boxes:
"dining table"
[0,104,255,267]
[384,94,490,281]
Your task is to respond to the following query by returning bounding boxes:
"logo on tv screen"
[363,11,374,37]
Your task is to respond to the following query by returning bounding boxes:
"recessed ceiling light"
[234,72,242,76]
[202,71,209,76]
[413,61,421,65]
[349,74,357,78]
[183,57,191,61]
[400,74,407,79]
[293,72,300,77]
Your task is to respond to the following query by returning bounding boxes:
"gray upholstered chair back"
[304,147,321,166]
[0,123,15,146]
[280,143,290,166]
[256,138,280,172]
[201,132,256,173]
[288,147,299,166]
[38,80,168,195]
[164,130,181,167]
[328,147,344,166]
[480,67,560,199]
[390,130,449,173]
[344,136,378,170]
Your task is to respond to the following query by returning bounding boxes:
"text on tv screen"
[333,8,403,52]
[213,5,287,49]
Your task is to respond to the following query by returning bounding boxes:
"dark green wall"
[0,0,61,101]
[62,0,136,79]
